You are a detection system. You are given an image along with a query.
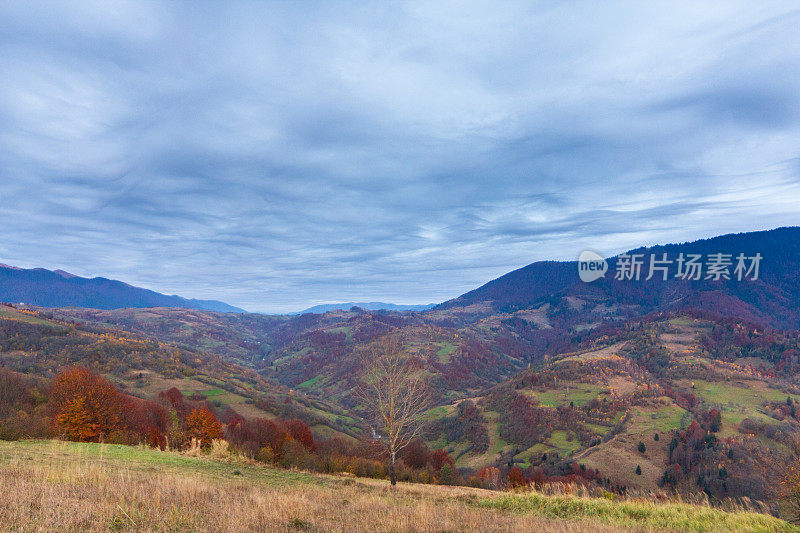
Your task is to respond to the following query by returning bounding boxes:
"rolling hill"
[422,313,800,503]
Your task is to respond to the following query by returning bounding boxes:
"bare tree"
[357,334,429,486]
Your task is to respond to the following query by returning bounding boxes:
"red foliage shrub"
[125,397,168,449]
[159,387,188,416]
[225,417,290,457]
[430,448,455,472]
[402,439,432,469]
[476,466,503,490]
[286,419,316,451]
[508,466,526,488]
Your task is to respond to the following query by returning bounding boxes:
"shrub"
[257,445,276,464]
[508,467,526,488]
[286,419,316,451]
[280,439,315,470]
[476,466,503,490]
[210,439,230,459]
[438,463,459,485]
[430,449,455,472]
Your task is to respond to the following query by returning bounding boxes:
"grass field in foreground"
[0,440,796,532]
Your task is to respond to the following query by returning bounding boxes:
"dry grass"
[0,440,794,532]
[0,440,623,532]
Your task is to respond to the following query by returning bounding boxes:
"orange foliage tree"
[186,407,223,447]
[50,366,127,442]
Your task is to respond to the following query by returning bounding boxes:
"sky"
[1,1,799,313]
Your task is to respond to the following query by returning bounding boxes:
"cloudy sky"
[1,1,799,313]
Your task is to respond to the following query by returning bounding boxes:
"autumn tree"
[402,439,432,469]
[125,397,168,449]
[50,366,126,442]
[357,335,429,486]
[476,466,503,490]
[709,409,722,433]
[430,448,455,472]
[286,419,316,451]
[508,466,526,488]
[186,407,223,447]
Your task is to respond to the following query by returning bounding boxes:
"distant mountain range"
[2,226,798,323]
[295,302,436,314]
[0,264,245,313]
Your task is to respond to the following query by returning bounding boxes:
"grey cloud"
[0,1,799,312]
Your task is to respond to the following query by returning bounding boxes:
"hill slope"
[423,313,800,502]
[0,304,359,439]
[0,264,244,313]
[436,227,800,329]
[1,439,793,532]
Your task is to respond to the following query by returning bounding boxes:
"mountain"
[295,302,436,314]
[0,264,245,313]
[436,226,800,329]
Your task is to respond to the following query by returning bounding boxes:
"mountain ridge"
[435,226,800,329]
[294,302,436,314]
[0,264,245,313]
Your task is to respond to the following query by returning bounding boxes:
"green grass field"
[687,379,800,427]
[0,306,61,327]
[298,375,321,389]
[531,383,606,408]
[484,492,797,532]
[629,402,689,434]
[547,430,582,456]
[435,341,457,363]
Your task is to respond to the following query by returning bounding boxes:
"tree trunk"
[390,449,397,486]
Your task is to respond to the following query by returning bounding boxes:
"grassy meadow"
[0,439,796,532]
